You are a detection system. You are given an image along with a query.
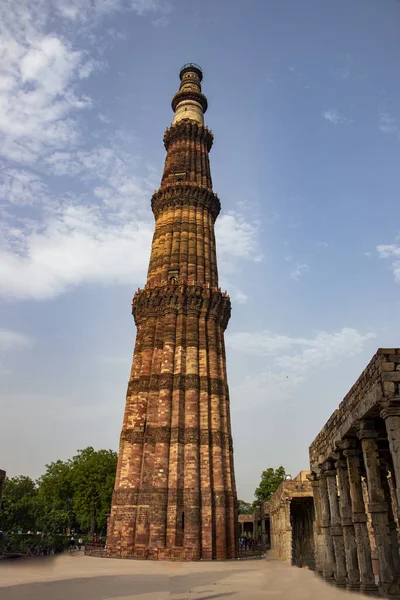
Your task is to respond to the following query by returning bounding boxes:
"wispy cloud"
[290,263,309,281]
[227,328,375,408]
[0,0,179,302]
[216,210,262,304]
[0,329,33,371]
[377,241,400,282]
[322,109,346,125]
[379,112,398,135]
[334,53,354,81]
[0,330,32,351]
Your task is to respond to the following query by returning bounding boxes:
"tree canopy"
[237,499,253,515]
[254,466,286,504]
[0,476,37,532]
[0,447,117,535]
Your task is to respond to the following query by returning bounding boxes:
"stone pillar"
[323,462,347,587]
[381,465,400,580]
[335,456,360,590]
[343,440,377,595]
[261,515,266,549]
[381,467,400,582]
[308,472,325,576]
[359,420,400,597]
[319,473,336,582]
[381,399,400,518]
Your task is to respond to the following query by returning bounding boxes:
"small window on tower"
[174,172,186,182]
[168,270,179,285]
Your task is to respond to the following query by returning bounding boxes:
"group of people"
[69,536,83,551]
[239,536,259,551]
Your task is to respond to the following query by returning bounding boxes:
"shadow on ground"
[0,568,239,599]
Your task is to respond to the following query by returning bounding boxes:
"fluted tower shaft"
[107,64,238,561]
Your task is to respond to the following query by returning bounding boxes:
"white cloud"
[0,169,49,206]
[0,330,32,351]
[290,263,309,281]
[322,109,346,125]
[0,0,259,304]
[216,212,262,263]
[0,0,172,163]
[227,328,375,408]
[215,210,262,304]
[377,242,400,282]
[0,205,153,300]
[379,112,398,135]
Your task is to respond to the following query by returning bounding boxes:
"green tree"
[36,460,75,534]
[70,447,117,535]
[254,466,286,504]
[0,476,38,532]
[237,499,253,515]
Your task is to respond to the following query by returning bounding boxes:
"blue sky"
[1,0,400,501]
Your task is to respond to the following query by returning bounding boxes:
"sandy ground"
[0,551,371,599]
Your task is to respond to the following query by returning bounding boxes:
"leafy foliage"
[70,447,117,535]
[254,466,286,504]
[36,460,75,533]
[0,447,117,536]
[0,476,38,532]
[0,533,69,555]
[237,499,253,515]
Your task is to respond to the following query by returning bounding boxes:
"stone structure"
[264,471,315,569]
[309,348,400,597]
[238,514,255,537]
[107,64,238,561]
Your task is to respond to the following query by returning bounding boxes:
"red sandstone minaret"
[107,64,238,560]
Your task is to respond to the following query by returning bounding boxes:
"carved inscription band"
[132,285,231,329]
[127,374,227,394]
[112,487,235,507]
[151,184,220,221]
[120,426,233,449]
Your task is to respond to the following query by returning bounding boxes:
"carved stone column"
[359,420,400,597]
[323,461,347,587]
[261,513,267,549]
[381,399,400,518]
[308,472,325,576]
[319,472,336,582]
[381,464,400,580]
[335,455,360,590]
[343,439,377,595]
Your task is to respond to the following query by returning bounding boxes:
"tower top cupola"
[172,63,207,125]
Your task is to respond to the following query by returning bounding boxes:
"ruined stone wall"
[264,473,314,565]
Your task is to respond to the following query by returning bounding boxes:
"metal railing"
[84,543,107,557]
[180,63,203,73]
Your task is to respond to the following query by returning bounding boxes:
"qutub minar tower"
[107,64,238,560]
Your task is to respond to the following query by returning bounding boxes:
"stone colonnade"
[309,349,400,598]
